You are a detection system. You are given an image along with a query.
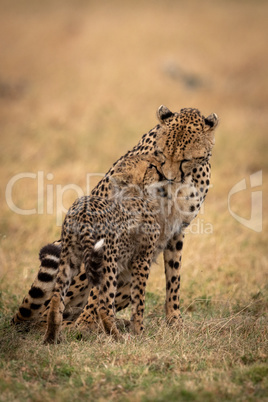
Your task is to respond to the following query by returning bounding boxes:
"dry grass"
[0,0,267,400]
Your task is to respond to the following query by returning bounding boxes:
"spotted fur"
[12,106,218,331]
[44,155,166,342]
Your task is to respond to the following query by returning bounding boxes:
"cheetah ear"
[140,150,166,166]
[157,105,174,124]
[111,173,132,187]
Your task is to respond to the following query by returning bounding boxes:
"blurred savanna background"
[0,0,267,401]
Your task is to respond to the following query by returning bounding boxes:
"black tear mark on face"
[179,159,190,183]
[148,164,169,182]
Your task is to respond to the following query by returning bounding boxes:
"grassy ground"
[0,0,267,400]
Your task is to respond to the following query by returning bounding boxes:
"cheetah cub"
[44,154,165,343]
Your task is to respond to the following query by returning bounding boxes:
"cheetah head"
[110,153,167,196]
[155,105,218,180]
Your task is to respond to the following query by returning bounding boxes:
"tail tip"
[94,238,105,251]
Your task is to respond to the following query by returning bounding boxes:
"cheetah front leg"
[75,280,131,332]
[74,287,100,331]
[130,256,151,335]
[164,232,184,327]
[97,262,122,340]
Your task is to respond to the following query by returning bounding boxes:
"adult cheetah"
[12,106,218,331]
[45,120,216,344]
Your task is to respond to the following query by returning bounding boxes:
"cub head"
[110,153,167,196]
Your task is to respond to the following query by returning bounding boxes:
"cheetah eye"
[153,150,165,166]
[149,163,157,170]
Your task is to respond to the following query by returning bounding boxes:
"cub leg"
[44,246,81,344]
[97,261,121,340]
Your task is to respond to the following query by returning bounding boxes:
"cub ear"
[157,105,174,124]
[140,150,166,166]
[111,173,132,187]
